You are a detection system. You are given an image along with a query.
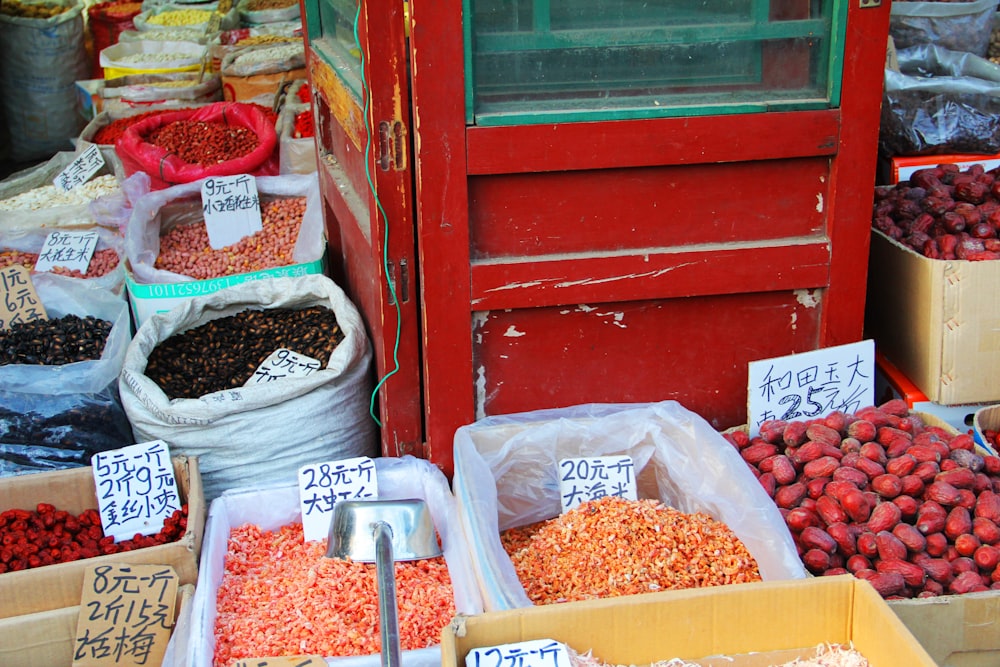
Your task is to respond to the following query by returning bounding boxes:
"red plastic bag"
[115,101,279,189]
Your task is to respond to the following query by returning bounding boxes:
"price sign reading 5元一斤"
[92,440,181,543]
[201,174,263,250]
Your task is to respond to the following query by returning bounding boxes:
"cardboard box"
[865,229,1000,406]
[884,153,1000,185]
[125,256,326,327]
[889,591,1000,667]
[441,576,937,667]
[0,583,193,667]
[875,350,990,434]
[0,456,205,618]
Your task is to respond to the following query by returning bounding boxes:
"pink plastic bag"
[115,101,279,189]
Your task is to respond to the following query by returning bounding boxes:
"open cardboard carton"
[0,583,193,667]
[442,576,936,667]
[0,456,205,618]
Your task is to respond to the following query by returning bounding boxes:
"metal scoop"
[325,499,443,667]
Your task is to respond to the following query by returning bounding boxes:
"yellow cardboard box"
[442,576,936,667]
[0,456,205,617]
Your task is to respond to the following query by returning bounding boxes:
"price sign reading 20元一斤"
[558,455,636,513]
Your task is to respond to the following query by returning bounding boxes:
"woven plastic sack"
[119,274,378,501]
[0,0,89,162]
[453,401,807,611]
[115,101,279,189]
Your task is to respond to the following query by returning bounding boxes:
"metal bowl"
[325,498,442,562]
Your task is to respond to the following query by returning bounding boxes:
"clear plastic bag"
[881,44,1000,156]
[452,401,807,611]
[0,275,134,476]
[173,456,484,667]
[890,0,1000,57]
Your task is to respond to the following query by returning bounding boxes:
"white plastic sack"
[171,456,483,667]
[0,149,125,232]
[125,172,324,285]
[452,401,808,611]
[0,225,126,294]
[0,0,89,161]
[278,100,317,174]
[119,274,378,501]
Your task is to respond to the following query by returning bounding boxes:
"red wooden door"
[304,0,424,458]
[407,0,892,476]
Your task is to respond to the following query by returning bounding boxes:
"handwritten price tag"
[245,348,323,385]
[298,456,377,542]
[33,230,99,274]
[54,144,105,192]
[747,340,875,438]
[201,174,262,249]
[73,564,178,667]
[558,455,637,512]
[0,265,46,330]
[92,440,181,543]
[467,640,572,667]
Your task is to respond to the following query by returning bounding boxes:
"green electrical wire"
[353,1,402,428]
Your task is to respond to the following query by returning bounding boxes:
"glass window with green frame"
[305,0,364,99]
[464,0,848,125]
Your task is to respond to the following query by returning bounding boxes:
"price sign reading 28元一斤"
[201,174,262,249]
[297,456,378,542]
[747,339,875,438]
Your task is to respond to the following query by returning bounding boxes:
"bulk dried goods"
[91,108,196,145]
[145,8,212,26]
[94,1,141,17]
[145,119,260,165]
[112,51,204,64]
[213,520,455,665]
[0,504,188,573]
[143,305,343,399]
[725,399,1000,598]
[0,315,111,365]
[154,195,306,279]
[500,496,761,605]
[569,644,871,667]
[245,0,297,9]
[231,42,303,66]
[235,34,299,46]
[0,0,69,18]
[0,175,119,212]
[0,248,120,278]
[873,163,1000,260]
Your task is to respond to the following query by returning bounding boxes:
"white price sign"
[558,455,637,512]
[53,144,105,192]
[298,456,378,543]
[245,348,322,386]
[466,640,572,667]
[33,230,99,274]
[747,339,875,438]
[200,174,263,249]
[92,440,181,543]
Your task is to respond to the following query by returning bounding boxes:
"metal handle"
[373,521,402,667]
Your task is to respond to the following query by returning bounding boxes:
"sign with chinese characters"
[73,564,178,667]
[747,339,875,438]
[229,658,325,667]
[466,639,572,667]
[0,265,46,329]
[33,230,99,274]
[558,455,637,512]
[92,440,181,543]
[298,456,378,542]
[54,144,105,192]
[200,174,262,249]
[245,348,323,386]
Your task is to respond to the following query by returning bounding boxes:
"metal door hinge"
[859,0,880,7]
[377,120,407,171]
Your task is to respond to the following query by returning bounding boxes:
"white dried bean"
[232,43,303,67]
[0,175,120,211]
